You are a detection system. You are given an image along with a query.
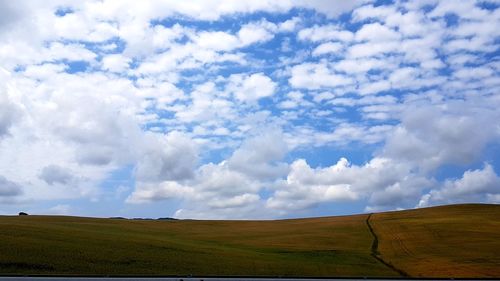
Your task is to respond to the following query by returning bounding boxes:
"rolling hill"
[0,203,498,277]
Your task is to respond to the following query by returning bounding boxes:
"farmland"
[370,204,500,277]
[0,204,498,277]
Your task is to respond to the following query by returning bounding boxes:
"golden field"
[0,203,498,277]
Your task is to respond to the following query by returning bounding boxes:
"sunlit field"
[0,204,498,277]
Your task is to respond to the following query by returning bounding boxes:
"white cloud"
[0,176,22,197]
[278,17,301,32]
[135,132,198,183]
[51,11,118,42]
[228,73,276,102]
[227,130,289,180]
[383,100,500,171]
[173,81,235,124]
[207,193,260,209]
[126,181,193,204]
[39,165,75,185]
[352,4,397,22]
[312,42,343,56]
[358,80,392,95]
[418,164,500,207]
[237,21,275,47]
[22,63,67,80]
[367,176,433,212]
[127,159,265,217]
[289,62,353,89]
[298,24,354,42]
[90,0,365,21]
[347,41,399,58]
[193,162,261,197]
[48,204,71,215]
[193,31,240,51]
[428,0,490,21]
[0,0,499,218]
[293,0,368,18]
[0,89,21,138]
[385,11,430,37]
[267,156,431,212]
[102,54,131,73]
[0,67,150,202]
[278,91,312,109]
[267,158,358,211]
[355,22,400,42]
[127,131,288,218]
[326,124,393,145]
[334,58,392,74]
[46,42,97,63]
[312,91,335,103]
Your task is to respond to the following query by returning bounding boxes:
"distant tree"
[157,217,178,221]
[18,212,28,216]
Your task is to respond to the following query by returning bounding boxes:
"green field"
[0,204,499,277]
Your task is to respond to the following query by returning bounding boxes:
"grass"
[0,203,498,277]
[371,203,500,278]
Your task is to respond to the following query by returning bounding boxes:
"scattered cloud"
[418,164,500,207]
[0,0,498,218]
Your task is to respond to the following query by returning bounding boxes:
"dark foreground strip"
[1,276,499,280]
[0,276,500,281]
[366,214,410,278]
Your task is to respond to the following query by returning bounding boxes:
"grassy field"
[0,204,498,277]
[371,204,500,278]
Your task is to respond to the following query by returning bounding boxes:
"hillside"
[371,204,500,277]
[0,204,498,277]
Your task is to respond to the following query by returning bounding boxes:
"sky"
[0,0,499,219]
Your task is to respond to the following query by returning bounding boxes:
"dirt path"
[365,214,410,277]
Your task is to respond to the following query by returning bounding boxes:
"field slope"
[0,204,498,277]
[371,204,500,277]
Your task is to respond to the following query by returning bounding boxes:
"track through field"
[365,214,409,277]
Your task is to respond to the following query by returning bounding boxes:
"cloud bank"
[0,0,499,218]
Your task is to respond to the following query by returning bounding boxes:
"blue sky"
[0,0,499,219]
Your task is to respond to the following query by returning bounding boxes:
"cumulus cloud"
[298,24,354,42]
[226,130,289,180]
[267,157,432,212]
[0,1,23,32]
[45,42,97,63]
[127,181,193,204]
[127,131,288,218]
[127,159,265,217]
[102,54,131,73]
[355,22,400,42]
[39,165,75,185]
[0,68,21,138]
[135,132,198,183]
[0,176,22,197]
[0,0,499,217]
[237,21,275,47]
[228,73,276,102]
[82,0,356,22]
[312,42,343,56]
[289,62,353,89]
[383,100,500,171]
[418,164,500,207]
[190,19,279,52]
[0,92,20,138]
[267,158,358,211]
